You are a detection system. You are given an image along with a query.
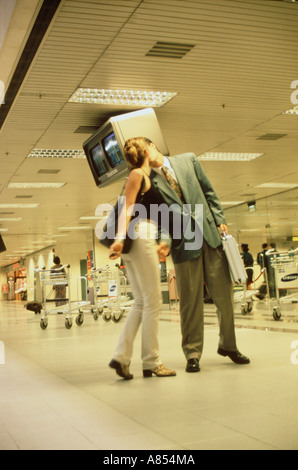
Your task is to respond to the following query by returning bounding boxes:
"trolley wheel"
[103,310,112,322]
[93,311,99,321]
[247,301,253,313]
[241,304,248,315]
[75,312,84,326]
[40,318,48,330]
[273,307,281,321]
[98,307,103,315]
[112,310,124,323]
[65,317,73,329]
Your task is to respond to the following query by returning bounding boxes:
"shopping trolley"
[233,283,258,315]
[269,249,298,321]
[35,265,91,330]
[89,265,133,322]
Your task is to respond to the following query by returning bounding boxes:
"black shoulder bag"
[99,178,133,254]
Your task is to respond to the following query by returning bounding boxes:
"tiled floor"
[0,297,298,450]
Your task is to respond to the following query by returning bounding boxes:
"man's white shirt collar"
[153,157,177,181]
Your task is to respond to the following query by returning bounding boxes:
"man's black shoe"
[186,358,200,372]
[217,348,250,365]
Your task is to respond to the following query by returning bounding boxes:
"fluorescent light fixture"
[8,182,65,189]
[58,226,91,230]
[0,228,8,232]
[27,149,85,159]
[69,88,177,108]
[79,216,103,220]
[284,106,298,115]
[0,204,39,208]
[256,183,298,189]
[48,234,68,238]
[198,153,263,161]
[0,218,22,222]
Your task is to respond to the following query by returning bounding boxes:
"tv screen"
[90,143,109,177]
[102,132,124,168]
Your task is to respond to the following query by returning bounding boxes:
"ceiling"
[0,0,298,267]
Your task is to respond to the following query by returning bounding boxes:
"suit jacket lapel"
[150,169,182,206]
[169,157,191,204]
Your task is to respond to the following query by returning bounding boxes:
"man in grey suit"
[146,141,250,372]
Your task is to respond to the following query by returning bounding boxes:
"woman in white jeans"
[109,137,176,380]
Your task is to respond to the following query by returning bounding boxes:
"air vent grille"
[38,169,61,174]
[74,126,99,134]
[257,134,287,140]
[146,41,195,59]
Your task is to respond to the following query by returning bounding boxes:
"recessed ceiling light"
[69,88,177,108]
[28,149,85,159]
[8,182,65,189]
[256,183,298,188]
[0,204,39,208]
[198,153,263,161]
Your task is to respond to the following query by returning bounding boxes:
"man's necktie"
[161,166,185,203]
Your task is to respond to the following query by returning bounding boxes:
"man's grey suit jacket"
[150,153,227,264]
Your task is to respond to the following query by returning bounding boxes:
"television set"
[83,108,169,188]
[0,235,6,253]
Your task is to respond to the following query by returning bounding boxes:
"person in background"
[256,243,269,299]
[108,137,176,380]
[241,244,254,289]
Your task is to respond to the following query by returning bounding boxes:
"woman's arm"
[109,170,144,259]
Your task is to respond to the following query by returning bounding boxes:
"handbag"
[25,301,43,314]
[99,178,133,253]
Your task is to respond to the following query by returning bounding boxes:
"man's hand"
[157,241,170,258]
[109,241,124,260]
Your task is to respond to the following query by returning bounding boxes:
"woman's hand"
[157,241,170,258]
[109,241,124,260]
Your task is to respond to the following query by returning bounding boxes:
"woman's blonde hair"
[123,137,152,168]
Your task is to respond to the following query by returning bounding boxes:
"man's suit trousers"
[175,240,237,360]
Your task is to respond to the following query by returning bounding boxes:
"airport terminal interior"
[0,0,298,451]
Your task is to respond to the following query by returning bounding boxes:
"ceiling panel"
[0,0,298,266]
